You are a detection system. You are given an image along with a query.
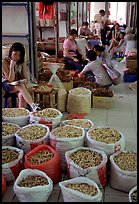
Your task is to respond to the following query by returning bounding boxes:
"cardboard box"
[92,93,114,109]
[126,58,137,69]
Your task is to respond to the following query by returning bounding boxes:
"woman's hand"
[10,60,16,68]
[73,58,79,62]
[78,73,84,78]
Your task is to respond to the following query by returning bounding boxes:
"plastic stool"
[3,92,17,108]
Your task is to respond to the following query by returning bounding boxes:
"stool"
[3,92,17,108]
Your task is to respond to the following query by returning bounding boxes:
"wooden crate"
[126,58,137,69]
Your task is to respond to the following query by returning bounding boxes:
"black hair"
[8,42,25,64]
[93,45,105,52]
[87,50,97,62]
[82,21,89,26]
[69,29,78,36]
[114,23,120,27]
[99,9,105,14]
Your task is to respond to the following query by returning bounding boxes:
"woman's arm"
[79,62,92,76]
[116,39,124,48]
[2,59,16,82]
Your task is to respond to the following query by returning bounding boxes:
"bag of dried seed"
[59,177,102,202]
[15,124,50,153]
[30,108,63,130]
[24,144,61,184]
[2,146,24,182]
[13,169,53,202]
[109,151,137,192]
[86,126,125,157]
[129,186,137,202]
[50,125,85,171]
[2,108,30,127]
[2,122,20,146]
[65,147,108,188]
[67,88,91,114]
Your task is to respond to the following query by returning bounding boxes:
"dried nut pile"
[18,175,48,187]
[27,150,54,164]
[17,125,47,140]
[89,127,121,144]
[66,183,98,196]
[92,88,113,97]
[2,108,29,117]
[69,149,102,169]
[35,85,52,91]
[113,152,137,171]
[51,126,83,138]
[70,89,90,95]
[64,119,92,129]
[131,190,137,202]
[33,108,59,118]
[2,148,19,164]
[2,123,20,136]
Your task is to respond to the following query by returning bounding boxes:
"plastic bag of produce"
[50,125,85,171]
[30,108,62,130]
[86,127,125,157]
[65,147,108,188]
[2,108,30,127]
[59,177,102,202]
[2,146,24,182]
[24,144,61,183]
[129,186,137,202]
[67,88,91,114]
[110,151,137,192]
[15,124,50,153]
[13,169,53,202]
[2,122,20,146]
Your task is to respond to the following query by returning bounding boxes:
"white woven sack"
[129,186,137,202]
[13,169,53,202]
[2,146,24,182]
[2,122,20,146]
[59,177,102,202]
[2,108,30,127]
[62,119,94,134]
[109,151,137,192]
[15,124,50,153]
[67,88,91,114]
[50,126,85,171]
[65,147,108,188]
[86,127,125,157]
[30,108,63,130]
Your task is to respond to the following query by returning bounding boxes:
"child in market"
[2,42,41,111]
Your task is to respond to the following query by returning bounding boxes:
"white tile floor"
[2,60,137,202]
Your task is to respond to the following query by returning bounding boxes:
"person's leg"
[64,57,83,72]
[17,92,27,108]
[108,39,116,52]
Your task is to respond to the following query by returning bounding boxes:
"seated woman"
[63,29,88,72]
[108,23,121,53]
[110,31,126,59]
[78,21,92,37]
[78,50,112,88]
[2,42,41,111]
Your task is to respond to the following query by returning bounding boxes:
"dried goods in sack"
[129,186,137,202]
[24,144,61,183]
[67,88,91,114]
[2,108,30,127]
[86,127,125,157]
[2,175,6,196]
[30,108,63,130]
[59,177,102,202]
[13,169,53,202]
[2,146,24,182]
[110,151,137,192]
[65,147,108,188]
[15,124,50,153]
[50,126,85,171]
[2,122,20,146]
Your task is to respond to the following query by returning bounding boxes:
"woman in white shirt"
[78,50,112,88]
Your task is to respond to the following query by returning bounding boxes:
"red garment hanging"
[39,2,54,19]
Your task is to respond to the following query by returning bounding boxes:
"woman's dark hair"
[69,29,78,36]
[93,44,105,52]
[114,23,120,27]
[99,9,105,14]
[87,50,97,61]
[9,42,25,64]
[82,21,89,26]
